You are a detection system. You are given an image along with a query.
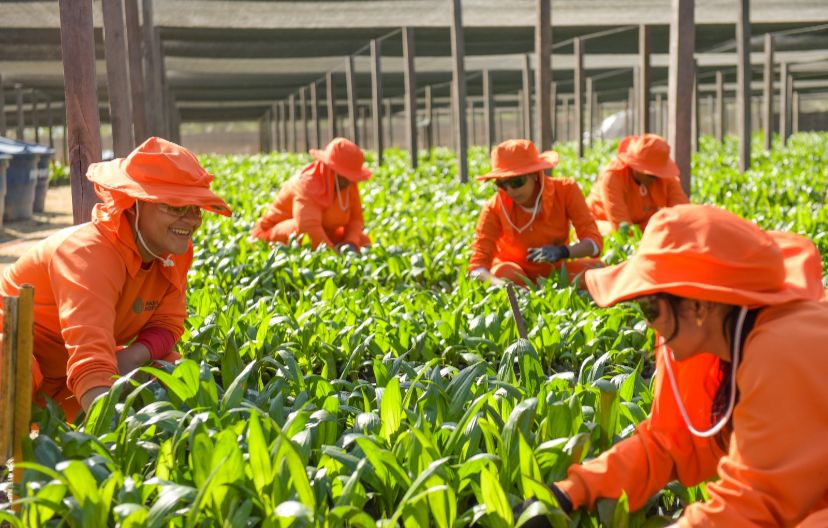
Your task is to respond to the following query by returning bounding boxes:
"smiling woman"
[0,137,231,421]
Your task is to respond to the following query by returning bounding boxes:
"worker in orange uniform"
[469,139,603,286]
[526,205,828,526]
[251,137,371,251]
[587,134,689,235]
[0,137,231,421]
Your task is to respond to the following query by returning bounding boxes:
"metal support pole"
[102,0,135,156]
[736,0,751,171]
[667,0,695,196]
[574,37,584,157]
[370,39,384,165]
[449,0,468,182]
[535,0,552,149]
[402,27,418,167]
[762,33,774,150]
[638,24,651,134]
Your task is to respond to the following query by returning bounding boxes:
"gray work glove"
[527,245,570,263]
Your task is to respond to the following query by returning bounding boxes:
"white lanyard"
[335,176,350,211]
[498,176,544,234]
[662,306,748,438]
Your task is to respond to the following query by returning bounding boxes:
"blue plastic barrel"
[0,137,40,221]
[0,154,10,227]
[26,143,55,213]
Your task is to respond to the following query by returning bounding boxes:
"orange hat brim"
[310,149,372,182]
[477,151,560,181]
[88,159,232,216]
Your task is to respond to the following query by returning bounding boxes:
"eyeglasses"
[157,203,202,219]
[495,175,529,190]
[634,295,661,322]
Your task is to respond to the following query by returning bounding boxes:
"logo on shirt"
[132,297,160,314]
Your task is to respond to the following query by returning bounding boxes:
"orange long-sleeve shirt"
[253,177,367,248]
[0,216,187,409]
[558,300,828,526]
[469,176,602,275]
[587,165,689,231]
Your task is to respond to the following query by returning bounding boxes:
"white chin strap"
[133,202,175,268]
[662,306,748,438]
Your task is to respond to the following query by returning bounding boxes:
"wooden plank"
[483,69,494,150]
[12,285,34,489]
[574,37,584,158]
[0,297,18,465]
[326,72,336,142]
[586,77,594,148]
[59,0,102,224]
[779,61,790,145]
[299,86,308,152]
[736,0,751,171]
[534,0,552,150]
[0,76,5,137]
[638,24,651,134]
[346,55,359,144]
[449,0,468,182]
[15,84,24,140]
[521,54,532,139]
[425,85,433,151]
[402,26,418,168]
[370,39,384,165]
[288,94,297,152]
[124,0,147,143]
[103,0,135,156]
[667,0,695,196]
[310,82,320,149]
[762,33,774,150]
[715,70,724,142]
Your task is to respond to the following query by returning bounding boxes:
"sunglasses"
[633,295,661,322]
[157,203,202,219]
[495,175,530,190]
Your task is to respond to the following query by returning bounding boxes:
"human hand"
[117,342,151,375]
[527,245,570,263]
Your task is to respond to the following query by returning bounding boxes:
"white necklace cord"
[133,202,175,268]
[335,176,350,211]
[499,174,544,234]
[662,306,748,438]
[639,183,649,196]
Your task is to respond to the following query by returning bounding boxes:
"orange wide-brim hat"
[87,137,232,217]
[309,137,372,182]
[585,204,825,308]
[616,134,680,180]
[477,139,560,181]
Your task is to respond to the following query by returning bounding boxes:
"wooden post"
[483,69,494,150]
[0,298,15,466]
[141,0,163,137]
[469,100,477,146]
[736,0,751,171]
[123,0,147,143]
[370,39,384,165]
[535,0,552,149]
[359,106,369,147]
[310,82,320,149]
[103,0,135,156]
[384,99,393,147]
[0,76,6,137]
[639,24,651,134]
[715,71,724,141]
[586,77,594,148]
[59,0,102,224]
[288,94,297,152]
[550,81,557,142]
[574,37,584,158]
[497,107,504,144]
[780,63,791,145]
[792,91,799,134]
[299,87,309,152]
[32,91,40,144]
[667,0,695,196]
[346,56,359,144]
[425,85,434,151]
[326,72,337,142]
[627,87,635,137]
[562,96,570,142]
[691,61,699,153]
[402,27,418,168]
[521,54,532,139]
[46,97,54,148]
[280,100,288,152]
[12,285,33,489]
[271,102,280,152]
[15,84,24,141]
[655,93,663,135]
[449,0,468,182]
[762,33,774,150]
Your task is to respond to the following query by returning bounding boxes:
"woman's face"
[134,202,203,260]
[497,172,538,206]
[637,296,731,362]
[335,174,351,191]
[630,168,656,187]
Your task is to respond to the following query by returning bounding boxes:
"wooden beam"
[402,26,418,168]
[762,33,774,150]
[346,56,359,144]
[691,61,699,153]
[638,24,651,134]
[141,0,163,137]
[32,91,40,144]
[124,0,147,143]
[0,76,5,137]
[272,102,280,152]
[715,70,724,142]
[574,37,584,158]
[736,0,751,171]
[535,0,552,150]
[326,72,336,142]
[483,69,494,150]
[310,81,320,149]
[279,100,287,152]
[779,62,790,145]
[15,84,24,140]
[627,87,635,137]
[46,97,54,148]
[59,0,101,224]
[449,0,468,182]
[384,99,393,147]
[521,54,532,139]
[299,86,308,152]
[655,93,663,135]
[425,85,433,151]
[586,77,594,148]
[562,97,570,141]
[550,81,557,142]
[102,0,135,156]
[792,90,799,134]
[288,94,297,152]
[370,39,384,165]
[667,0,694,196]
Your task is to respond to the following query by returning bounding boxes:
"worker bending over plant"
[0,137,231,421]
[534,204,828,526]
[469,139,602,286]
[587,134,689,235]
[251,137,371,252]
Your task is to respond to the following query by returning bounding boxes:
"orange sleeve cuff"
[555,477,589,510]
[71,368,117,401]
